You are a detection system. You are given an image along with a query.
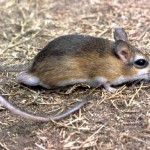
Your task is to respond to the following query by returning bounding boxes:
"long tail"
[0,61,32,72]
[0,95,90,122]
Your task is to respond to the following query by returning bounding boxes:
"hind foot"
[17,71,41,86]
[17,71,52,89]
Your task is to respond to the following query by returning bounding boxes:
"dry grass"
[0,0,150,149]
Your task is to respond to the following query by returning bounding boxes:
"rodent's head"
[113,28,150,82]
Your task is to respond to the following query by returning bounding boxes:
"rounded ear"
[114,40,132,62]
[114,28,128,42]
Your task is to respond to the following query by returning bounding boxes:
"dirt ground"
[0,0,150,149]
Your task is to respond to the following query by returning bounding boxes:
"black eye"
[134,59,149,68]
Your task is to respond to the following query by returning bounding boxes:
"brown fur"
[1,28,150,122]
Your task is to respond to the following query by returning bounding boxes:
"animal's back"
[32,34,113,60]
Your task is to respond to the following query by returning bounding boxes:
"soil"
[0,0,150,149]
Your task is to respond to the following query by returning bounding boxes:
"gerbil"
[0,28,150,122]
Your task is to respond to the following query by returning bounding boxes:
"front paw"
[104,85,117,93]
